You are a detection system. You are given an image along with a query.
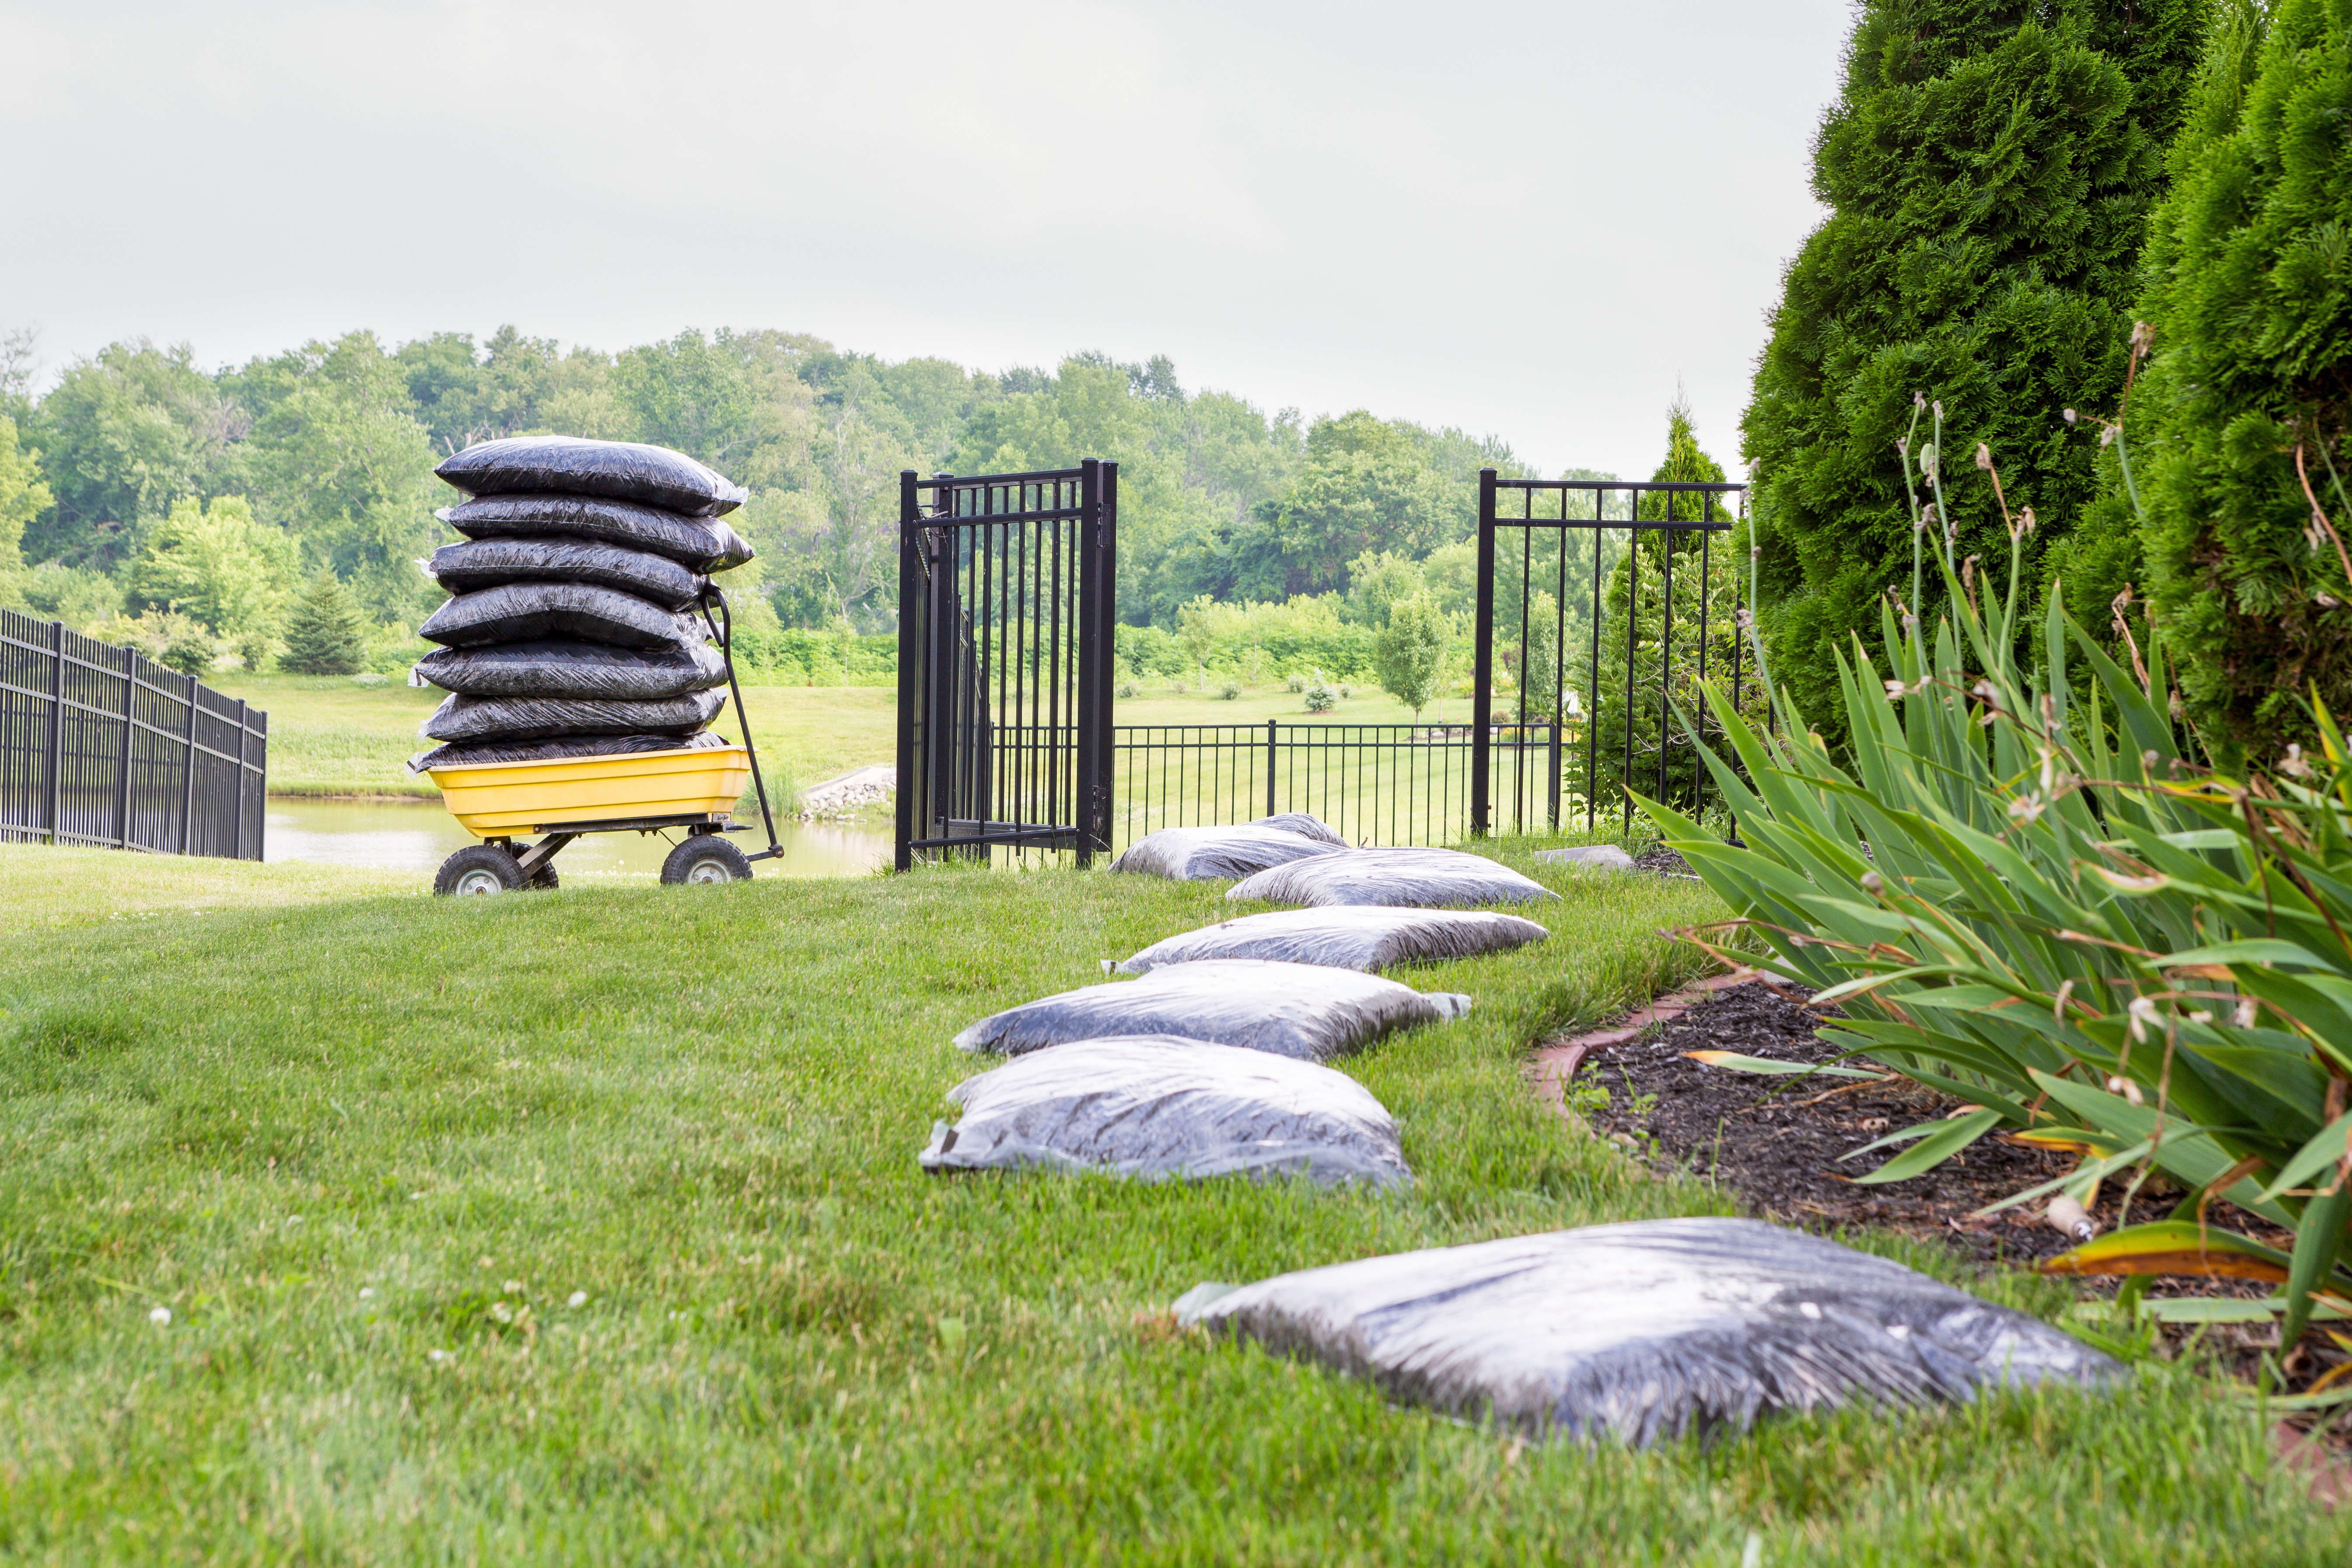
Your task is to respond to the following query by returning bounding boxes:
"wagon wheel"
[660,832,753,886]
[434,843,527,897]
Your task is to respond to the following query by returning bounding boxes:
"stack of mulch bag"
[406,436,757,770]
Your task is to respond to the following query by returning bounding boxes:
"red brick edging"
[1529,968,1759,1116]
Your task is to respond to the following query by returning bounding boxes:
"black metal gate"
[894,462,1117,869]
[1468,469,1748,837]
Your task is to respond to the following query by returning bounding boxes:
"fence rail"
[0,609,268,859]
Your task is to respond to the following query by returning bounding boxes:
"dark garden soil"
[1565,978,2352,1450]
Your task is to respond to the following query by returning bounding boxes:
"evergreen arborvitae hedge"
[2122,0,2352,750]
[1742,0,2205,735]
[280,573,371,675]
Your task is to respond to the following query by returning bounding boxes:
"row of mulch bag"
[923,814,2121,1445]
[404,436,757,771]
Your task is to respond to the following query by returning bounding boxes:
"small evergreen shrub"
[279,573,371,676]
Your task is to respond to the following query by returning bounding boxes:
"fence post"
[893,469,922,872]
[115,651,135,849]
[1074,459,1104,869]
[1548,719,1561,831]
[1470,468,1497,837]
[46,621,65,845]
[178,672,198,854]
[1265,719,1277,818]
[233,699,249,860]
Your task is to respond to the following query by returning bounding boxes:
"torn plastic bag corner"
[412,640,729,701]
[952,959,1469,1063]
[1227,848,1558,908]
[1177,1217,2123,1446]
[1109,822,1344,881]
[408,730,727,773]
[1118,907,1549,975]
[419,582,709,653]
[426,538,706,612]
[421,687,726,744]
[919,1034,1411,1188]
[439,494,755,573]
[435,436,748,517]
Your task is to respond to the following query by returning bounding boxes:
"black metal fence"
[1470,471,1750,837]
[0,609,269,858]
[1112,721,1557,851]
[896,463,1116,869]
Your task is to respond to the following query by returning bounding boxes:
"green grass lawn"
[0,840,2339,1563]
[209,674,900,804]
[207,674,1469,804]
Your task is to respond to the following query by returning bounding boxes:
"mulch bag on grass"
[1109,821,1345,880]
[425,538,706,612]
[953,959,1468,1063]
[1175,1217,2121,1446]
[409,730,728,773]
[419,582,709,652]
[1227,847,1557,908]
[1257,812,1347,845]
[421,687,726,744]
[435,436,749,517]
[411,639,729,700]
[919,1034,1411,1188]
[1117,907,1549,974]
[439,494,756,573]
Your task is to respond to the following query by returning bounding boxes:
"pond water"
[262,797,893,880]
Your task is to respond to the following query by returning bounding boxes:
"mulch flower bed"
[1543,973,2352,1476]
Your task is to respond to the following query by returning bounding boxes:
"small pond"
[263,797,893,880]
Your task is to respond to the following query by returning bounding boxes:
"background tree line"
[0,321,1588,678]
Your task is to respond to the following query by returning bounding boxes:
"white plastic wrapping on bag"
[1177,1217,2121,1445]
[421,687,727,744]
[411,640,730,700]
[408,730,728,774]
[1109,823,1344,881]
[419,583,708,652]
[919,1035,1411,1188]
[952,959,1469,1063]
[425,539,706,612]
[1117,907,1549,974]
[1257,812,1347,845]
[439,494,755,573]
[1227,848,1558,908]
[435,436,749,517]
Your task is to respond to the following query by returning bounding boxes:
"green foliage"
[0,415,52,579]
[21,339,245,570]
[124,494,297,662]
[1645,407,2352,1350]
[15,560,121,628]
[154,621,216,676]
[278,572,371,676]
[1374,594,1452,718]
[2113,0,2352,753]
[1742,0,2206,744]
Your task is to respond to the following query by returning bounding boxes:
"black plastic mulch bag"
[1176,1217,2123,1446]
[434,436,748,517]
[425,538,706,612]
[1109,823,1346,881]
[952,959,1469,1063]
[439,494,755,573]
[1227,848,1558,908]
[920,1035,1412,1188]
[1118,907,1549,974]
[410,639,729,701]
[408,729,729,773]
[419,582,708,652]
[421,687,727,744]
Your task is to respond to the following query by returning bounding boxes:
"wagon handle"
[699,584,784,862]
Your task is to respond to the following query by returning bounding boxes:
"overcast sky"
[1,0,1853,481]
